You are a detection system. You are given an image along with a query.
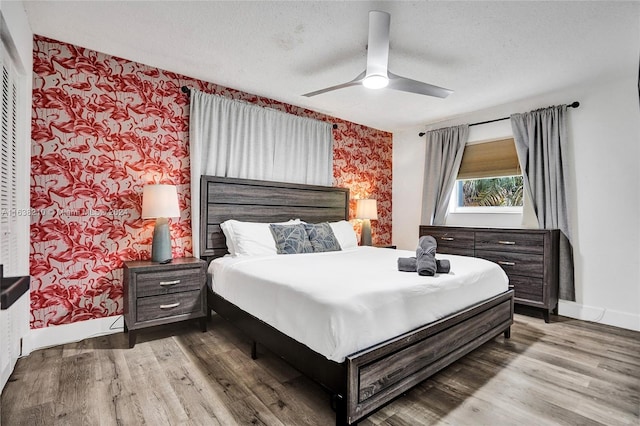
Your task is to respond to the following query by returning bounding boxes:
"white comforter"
[209,246,508,362]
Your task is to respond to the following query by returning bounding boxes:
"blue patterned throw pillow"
[269,224,313,254]
[304,222,342,253]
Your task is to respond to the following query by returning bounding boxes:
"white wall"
[393,75,640,331]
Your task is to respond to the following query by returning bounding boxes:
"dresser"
[124,257,207,348]
[419,226,559,322]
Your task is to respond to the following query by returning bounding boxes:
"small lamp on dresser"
[356,199,378,246]
[141,184,180,263]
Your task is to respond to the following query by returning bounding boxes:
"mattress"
[208,246,508,362]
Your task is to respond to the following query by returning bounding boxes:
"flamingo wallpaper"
[30,35,392,329]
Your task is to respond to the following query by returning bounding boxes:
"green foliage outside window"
[461,176,524,207]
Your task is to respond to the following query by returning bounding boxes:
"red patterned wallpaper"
[30,35,392,329]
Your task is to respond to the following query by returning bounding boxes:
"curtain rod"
[418,101,580,137]
[181,86,339,129]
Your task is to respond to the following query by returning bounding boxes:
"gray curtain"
[189,89,333,256]
[421,125,469,225]
[511,105,575,301]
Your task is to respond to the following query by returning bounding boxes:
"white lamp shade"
[356,199,378,220]
[141,184,180,219]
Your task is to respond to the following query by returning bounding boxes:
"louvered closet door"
[1,43,19,275]
[0,40,23,394]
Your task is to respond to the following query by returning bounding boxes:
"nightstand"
[123,257,207,348]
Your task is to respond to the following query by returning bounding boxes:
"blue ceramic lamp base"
[151,217,173,263]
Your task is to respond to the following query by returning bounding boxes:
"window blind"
[0,45,18,275]
[457,138,520,180]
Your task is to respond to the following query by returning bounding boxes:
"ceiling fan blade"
[366,11,391,77]
[303,11,455,99]
[387,72,453,98]
[302,71,366,97]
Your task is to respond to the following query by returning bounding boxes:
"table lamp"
[141,184,181,262]
[356,199,378,246]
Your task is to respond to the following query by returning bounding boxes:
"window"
[1,43,19,275]
[449,138,524,213]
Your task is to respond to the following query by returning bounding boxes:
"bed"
[200,176,514,425]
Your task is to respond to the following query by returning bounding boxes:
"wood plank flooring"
[2,311,639,425]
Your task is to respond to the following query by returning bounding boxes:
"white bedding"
[209,246,508,362]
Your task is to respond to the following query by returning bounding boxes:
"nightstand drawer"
[136,268,203,297]
[476,250,544,278]
[510,275,544,303]
[136,290,202,322]
[475,232,544,254]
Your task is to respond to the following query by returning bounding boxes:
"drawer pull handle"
[159,280,181,286]
[440,237,454,241]
[160,302,180,309]
[498,261,516,266]
[498,241,516,245]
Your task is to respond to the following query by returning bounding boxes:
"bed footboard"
[344,290,514,424]
[209,287,513,426]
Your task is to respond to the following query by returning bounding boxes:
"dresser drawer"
[420,227,474,249]
[136,267,203,297]
[475,232,544,254]
[437,247,475,257]
[476,250,544,278]
[136,290,202,322]
[509,275,544,304]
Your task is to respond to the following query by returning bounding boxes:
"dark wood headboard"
[199,176,350,259]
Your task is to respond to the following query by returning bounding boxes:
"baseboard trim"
[18,303,639,356]
[22,315,124,356]
[1,358,17,394]
[558,301,640,332]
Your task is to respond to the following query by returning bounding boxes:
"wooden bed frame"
[200,176,514,425]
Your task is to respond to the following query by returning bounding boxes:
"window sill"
[448,210,523,215]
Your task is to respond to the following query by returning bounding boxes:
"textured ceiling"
[22,1,640,132]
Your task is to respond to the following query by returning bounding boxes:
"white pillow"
[220,221,238,256]
[222,219,301,256]
[329,220,358,250]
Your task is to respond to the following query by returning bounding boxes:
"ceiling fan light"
[362,74,389,89]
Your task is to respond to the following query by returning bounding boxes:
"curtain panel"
[421,124,469,225]
[511,105,575,301]
[189,89,333,256]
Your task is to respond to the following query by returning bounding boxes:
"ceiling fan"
[302,10,453,98]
